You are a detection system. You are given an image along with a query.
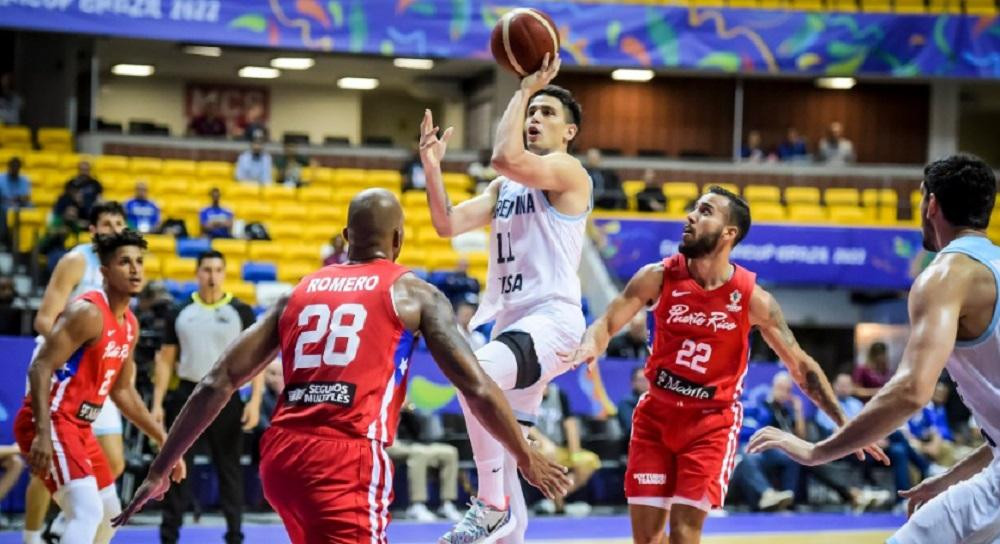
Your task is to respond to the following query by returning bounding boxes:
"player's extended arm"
[26,301,103,477]
[113,295,288,526]
[419,109,498,237]
[900,443,994,516]
[34,252,86,336]
[151,344,177,424]
[490,55,588,193]
[750,286,847,426]
[749,263,960,465]
[394,274,572,499]
[562,263,663,367]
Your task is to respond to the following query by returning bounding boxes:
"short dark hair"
[530,85,582,140]
[707,185,751,245]
[923,154,997,229]
[196,250,225,267]
[89,201,125,225]
[94,229,147,265]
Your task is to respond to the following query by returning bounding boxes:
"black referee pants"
[160,380,245,544]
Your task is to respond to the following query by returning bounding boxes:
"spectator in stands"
[454,292,487,351]
[0,73,23,125]
[187,101,227,137]
[200,188,235,239]
[258,359,284,430]
[51,184,89,232]
[0,444,25,504]
[607,312,650,360]
[124,181,161,233]
[741,130,767,163]
[274,142,310,186]
[852,341,892,401]
[907,382,966,468]
[818,121,856,164]
[616,367,648,444]
[235,138,273,184]
[732,372,801,511]
[586,148,627,210]
[531,383,600,517]
[437,257,480,304]
[386,407,463,523]
[778,127,809,162]
[0,274,29,335]
[1,157,31,210]
[63,160,103,218]
[635,168,666,213]
[237,104,270,142]
[401,137,427,192]
[466,148,496,194]
[321,233,348,266]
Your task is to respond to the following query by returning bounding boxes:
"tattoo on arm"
[804,369,844,424]
[770,301,796,347]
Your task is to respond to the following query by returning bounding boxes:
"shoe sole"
[437,513,518,544]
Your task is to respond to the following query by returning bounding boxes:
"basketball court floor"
[0,512,901,543]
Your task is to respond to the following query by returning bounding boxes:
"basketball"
[490,8,560,77]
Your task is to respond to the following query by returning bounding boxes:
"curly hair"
[94,229,147,265]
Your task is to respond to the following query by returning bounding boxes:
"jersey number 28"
[293,303,368,369]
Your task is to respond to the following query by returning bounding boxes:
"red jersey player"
[114,189,571,543]
[563,187,886,544]
[14,230,185,544]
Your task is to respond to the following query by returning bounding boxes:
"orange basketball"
[490,8,560,77]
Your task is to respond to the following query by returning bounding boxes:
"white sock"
[49,511,66,535]
[500,442,528,544]
[94,485,121,544]
[22,530,42,544]
[51,478,103,544]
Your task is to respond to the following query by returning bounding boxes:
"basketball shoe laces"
[441,497,507,543]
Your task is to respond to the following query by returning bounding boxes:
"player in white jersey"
[749,154,1000,543]
[24,202,128,544]
[421,54,590,544]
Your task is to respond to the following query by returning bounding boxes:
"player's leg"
[23,477,50,544]
[629,504,669,544]
[85,430,121,544]
[51,477,104,544]
[93,485,121,544]
[0,451,24,500]
[498,431,529,544]
[667,504,708,544]
[889,458,1000,544]
[93,399,125,478]
[158,447,196,544]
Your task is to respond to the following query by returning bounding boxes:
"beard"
[679,228,722,259]
[921,220,938,251]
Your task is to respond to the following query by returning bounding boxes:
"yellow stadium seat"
[144,234,176,256]
[788,204,828,223]
[662,182,700,215]
[744,185,782,203]
[830,0,859,10]
[248,241,283,262]
[398,251,426,269]
[278,262,316,284]
[366,169,403,188]
[463,251,490,269]
[212,238,248,260]
[272,203,307,221]
[965,0,996,14]
[623,180,645,201]
[143,253,162,279]
[104,189,132,204]
[402,191,428,209]
[447,190,473,205]
[825,188,860,206]
[234,201,272,223]
[829,206,872,225]
[729,0,759,8]
[225,259,245,280]
[333,168,366,186]
[162,160,197,177]
[283,243,322,263]
[298,186,334,203]
[861,188,898,208]
[929,0,961,11]
[262,185,297,203]
[59,154,85,170]
[93,155,130,175]
[895,0,926,11]
[129,157,163,176]
[153,177,191,195]
[223,183,261,200]
[0,149,22,165]
[302,167,334,185]
[406,207,433,227]
[911,190,923,224]
[708,183,740,196]
[37,128,72,150]
[784,186,821,205]
[32,189,59,208]
[196,161,233,179]
[162,256,197,280]
[861,0,892,10]
[426,250,461,271]
[306,204,344,226]
[0,126,31,147]
[442,172,472,192]
[23,152,60,170]
[789,0,824,9]
[753,202,787,221]
[6,207,47,228]
[162,198,203,218]
[228,281,256,305]
[268,223,302,240]
[303,224,337,244]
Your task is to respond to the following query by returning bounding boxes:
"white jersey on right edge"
[940,235,1000,449]
[471,176,589,329]
[68,243,104,299]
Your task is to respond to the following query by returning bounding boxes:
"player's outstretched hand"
[520,53,561,95]
[858,442,891,466]
[747,426,822,466]
[518,447,573,500]
[112,470,172,527]
[899,472,950,518]
[558,335,601,370]
[418,109,453,168]
[170,458,187,483]
[27,434,53,478]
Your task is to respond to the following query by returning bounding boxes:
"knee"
[669,521,701,544]
[3,454,24,473]
[107,457,125,479]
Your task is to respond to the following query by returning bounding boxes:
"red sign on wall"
[184,82,269,136]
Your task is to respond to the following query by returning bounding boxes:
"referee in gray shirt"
[151,250,262,544]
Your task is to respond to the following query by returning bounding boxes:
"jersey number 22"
[293,303,368,369]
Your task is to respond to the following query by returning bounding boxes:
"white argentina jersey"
[68,243,104,299]
[940,235,1000,451]
[471,176,590,328]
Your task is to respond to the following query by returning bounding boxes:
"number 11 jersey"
[272,259,416,445]
[646,254,756,410]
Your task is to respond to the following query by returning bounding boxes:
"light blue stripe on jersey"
[940,235,1000,347]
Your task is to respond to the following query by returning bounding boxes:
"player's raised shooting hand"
[520,53,561,94]
[747,426,822,466]
[518,446,573,500]
[418,109,453,168]
[112,470,171,527]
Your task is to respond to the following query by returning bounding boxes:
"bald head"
[344,189,404,262]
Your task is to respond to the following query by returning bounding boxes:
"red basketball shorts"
[624,394,743,512]
[13,406,113,493]
[260,425,394,544]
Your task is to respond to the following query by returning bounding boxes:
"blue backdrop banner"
[2,1,1000,78]
[595,216,924,289]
